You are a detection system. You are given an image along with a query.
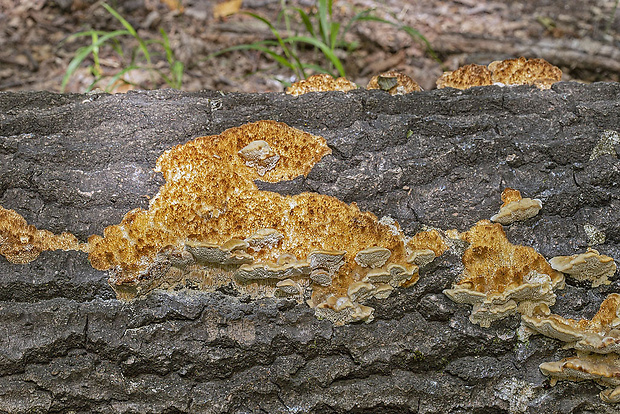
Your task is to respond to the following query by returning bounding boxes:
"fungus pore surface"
[285,74,358,96]
[437,57,562,90]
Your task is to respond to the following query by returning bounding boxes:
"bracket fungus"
[523,294,620,403]
[540,353,620,403]
[522,293,620,355]
[490,188,543,225]
[443,220,564,327]
[366,71,422,95]
[0,120,425,325]
[549,248,617,288]
[285,73,358,96]
[437,57,561,90]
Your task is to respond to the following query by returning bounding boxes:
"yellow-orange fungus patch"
[0,206,84,264]
[443,220,564,327]
[85,120,419,324]
[437,57,562,90]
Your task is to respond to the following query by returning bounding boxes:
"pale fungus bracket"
[522,294,620,354]
[539,353,620,403]
[549,248,617,288]
[314,295,375,326]
[366,71,422,95]
[354,246,391,268]
[436,57,561,90]
[522,294,620,403]
[490,188,543,225]
[442,220,564,327]
[285,73,358,96]
[0,205,85,264]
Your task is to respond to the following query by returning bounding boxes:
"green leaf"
[376,75,398,91]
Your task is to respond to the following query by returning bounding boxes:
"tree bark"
[0,83,619,413]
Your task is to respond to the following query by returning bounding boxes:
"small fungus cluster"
[366,70,422,95]
[549,248,617,288]
[441,188,619,403]
[443,220,564,327]
[284,57,561,98]
[285,71,421,96]
[436,57,562,90]
[490,188,542,225]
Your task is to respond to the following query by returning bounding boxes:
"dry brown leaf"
[213,0,242,19]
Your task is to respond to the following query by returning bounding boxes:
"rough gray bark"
[0,83,619,413]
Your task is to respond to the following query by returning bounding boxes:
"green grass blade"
[104,64,140,91]
[208,43,297,72]
[159,28,174,65]
[61,30,132,91]
[283,36,345,77]
[342,9,375,37]
[242,12,293,59]
[102,3,151,64]
[317,0,330,45]
[329,22,339,50]
[91,32,100,76]
[62,29,129,48]
[171,60,184,88]
[399,25,438,61]
[294,7,315,37]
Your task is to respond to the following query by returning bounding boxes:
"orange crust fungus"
[84,120,419,325]
[436,57,562,90]
[443,220,564,327]
[366,71,422,95]
[285,73,358,96]
[0,205,84,264]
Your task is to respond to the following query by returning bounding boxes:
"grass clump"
[211,0,434,82]
[61,2,183,92]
